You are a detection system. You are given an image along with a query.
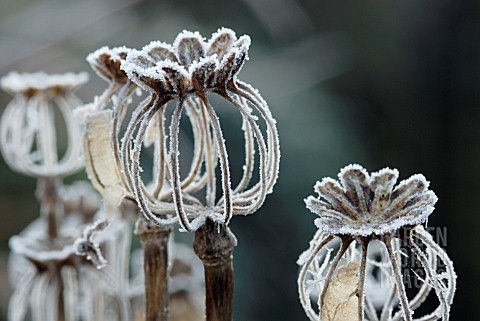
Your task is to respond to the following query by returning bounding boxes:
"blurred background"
[0,0,479,320]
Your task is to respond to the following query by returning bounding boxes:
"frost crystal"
[298,165,456,321]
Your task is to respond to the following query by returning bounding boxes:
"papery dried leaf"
[322,261,360,321]
[83,111,124,192]
[103,185,127,219]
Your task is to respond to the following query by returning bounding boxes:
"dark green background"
[0,0,479,320]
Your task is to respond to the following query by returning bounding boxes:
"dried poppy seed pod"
[0,71,88,178]
[306,165,437,237]
[84,46,139,125]
[298,164,456,321]
[8,182,131,321]
[8,218,130,321]
[87,46,131,86]
[82,43,210,321]
[78,46,137,122]
[81,43,209,223]
[120,28,280,232]
[1,71,88,239]
[80,46,139,203]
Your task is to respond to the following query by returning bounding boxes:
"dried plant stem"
[57,275,66,321]
[194,219,236,321]
[135,217,172,321]
[319,236,353,312]
[36,178,62,239]
[298,233,334,321]
[385,235,413,321]
[357,239,369,321]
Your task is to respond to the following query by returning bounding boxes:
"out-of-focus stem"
[193,219,236,321]
[36,177,65,321]
[135,217,172,321]
[57,275,65,321]
[36,178,62,239]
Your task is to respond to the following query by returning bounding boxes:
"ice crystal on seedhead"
[305,164,437,236]
[298,165,456,321]
[117,28,280,232]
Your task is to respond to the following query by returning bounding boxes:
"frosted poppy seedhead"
[86,46,131,84]
[1,71,88,97]
[0,71,86,178]
[305,164,438,236]
[8,216,130,321]
[117,28,280,232]
[298,165,455,321]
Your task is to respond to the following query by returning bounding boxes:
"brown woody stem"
[135,217,172,321]
[194,219,237,321]
[36,178,62,239]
